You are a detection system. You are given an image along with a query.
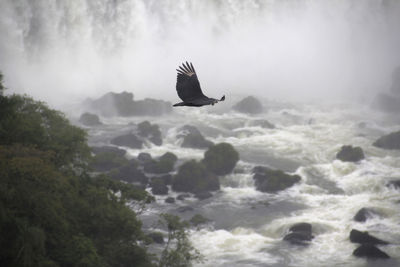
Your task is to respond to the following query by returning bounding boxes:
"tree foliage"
[0,78,154,267]
[158,214,202,267]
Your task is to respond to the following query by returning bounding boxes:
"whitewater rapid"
[83,99,400,267]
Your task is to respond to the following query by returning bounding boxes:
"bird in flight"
[173,62,225,107]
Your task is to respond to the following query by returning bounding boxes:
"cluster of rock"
[89,138,239,201]
[84,91,172,117]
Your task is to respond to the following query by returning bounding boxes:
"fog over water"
[1,0,400,106]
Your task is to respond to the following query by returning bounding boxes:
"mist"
[1,0,400,106]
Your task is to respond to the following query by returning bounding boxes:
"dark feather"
[176,62,206,102]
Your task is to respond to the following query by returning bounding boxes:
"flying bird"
[173,62,225,107]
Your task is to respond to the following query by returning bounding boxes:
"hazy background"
[1,0,400,106]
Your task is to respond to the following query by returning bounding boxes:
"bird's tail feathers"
[219,95,225,101]
[173,102,186,107]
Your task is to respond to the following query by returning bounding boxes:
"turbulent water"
[1,0,400,266]
[82,99,400,267]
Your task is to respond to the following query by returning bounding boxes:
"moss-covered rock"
[203,143,239,175]
[137,121,162,146]
[111,133,143,149]
[178,125,213,149]
[143,152,177,174]
[253,166,301,193]
[172,160,219,193]
[79,112,102,126]
[373,131,400,150]
[150,178,168,195]
[233,96,263,114]
[336,145,365,162]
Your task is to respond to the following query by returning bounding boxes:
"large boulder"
[336,145,365,162]
[137,121,162,146]
[373,131,400,150]
[349,229,389,245]
[202,143,239,175]
[150,178,169,195]
[86,91,172,117]
[111,133,143,149]
[233,96,263,114]
[79,112,102,126]
[143,152,177,174]
[283,223,313,246]
[178,125,213,149]
[353,244,390,259]
[253,166,301,193]
[172,160,220,193]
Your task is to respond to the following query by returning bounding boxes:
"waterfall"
[0,0,400,105]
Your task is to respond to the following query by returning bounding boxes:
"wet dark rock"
[177,206,194,213]
[179,125,213,149]
[371,93,400,113]
[90,151,129,172]
[137,152,152,163]
[353,244,390,259]
[172,160,220,193]
[289,223,312,234]
[165,197,175,204]
[79,112,102,126]
[137,121,162,146]
[177,194,191,201]
[110,164,149,185]
[336,145,365,162]
[249,119,275,129]
[354,208,375,222]
[190,214,210,226]
[147,232,164,244]
[159,174,173,185]
[233,96,263,114]
[203,143,239,176]
[283,223,313,245]
[143,152,177,174]
[150,178,168,195]
[91,146,126,157]
[195,191,213,200]
[111,133,143,149]
[253,166,301,193]
[350,229,389,245]
[387,180,400,189]
[373,131,400,150]
[87,91,172,117]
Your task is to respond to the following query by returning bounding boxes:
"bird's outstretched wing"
[176,62,207,102]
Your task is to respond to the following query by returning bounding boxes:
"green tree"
[159,214,202,267]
